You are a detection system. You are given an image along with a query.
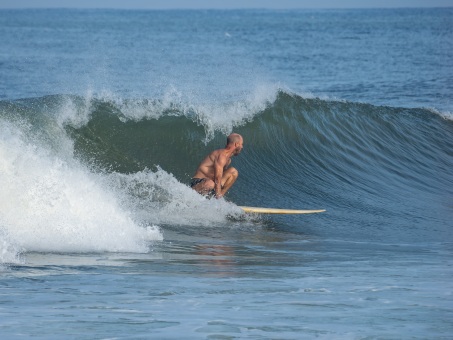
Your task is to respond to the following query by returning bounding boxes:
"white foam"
[106,168,244,227]
[193,83,280,142]
[0,230,24,267]
[428,107,453,121]
[56,89,95,129]
[92,82,281,142]
[0,120,162,262]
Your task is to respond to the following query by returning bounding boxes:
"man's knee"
[193,178,214,193]
[203,179,215,189]
[228,167,238,179]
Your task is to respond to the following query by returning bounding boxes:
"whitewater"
[1,7,452,339]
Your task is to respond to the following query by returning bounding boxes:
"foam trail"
[0,120,162,261]
[106,168,244,228]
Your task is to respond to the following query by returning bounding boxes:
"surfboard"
[239,206,326,214]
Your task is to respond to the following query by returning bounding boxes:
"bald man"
[190,133,243,199]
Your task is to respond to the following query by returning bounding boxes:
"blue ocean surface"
[0,8,452,339]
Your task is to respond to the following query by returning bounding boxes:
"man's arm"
[213,152,228,198]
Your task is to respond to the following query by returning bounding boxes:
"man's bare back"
[190,133,243,198]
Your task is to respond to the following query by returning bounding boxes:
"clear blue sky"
[1,0,452,9]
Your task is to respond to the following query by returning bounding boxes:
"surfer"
[190,133,243,199]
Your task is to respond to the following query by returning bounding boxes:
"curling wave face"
[1,90,452,262]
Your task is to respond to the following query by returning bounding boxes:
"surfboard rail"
[239,206,326,214]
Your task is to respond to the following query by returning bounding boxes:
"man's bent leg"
[192,178,215,195]
[220,167,238,196]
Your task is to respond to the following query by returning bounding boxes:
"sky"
[1,0,452,9]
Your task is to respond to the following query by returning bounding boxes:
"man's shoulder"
[215,149,230,163]
[209,148,225,157]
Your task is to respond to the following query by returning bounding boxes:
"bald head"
[227,133,243,145]
[226,133,243,156]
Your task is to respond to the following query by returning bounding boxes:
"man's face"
[234,139,243,156]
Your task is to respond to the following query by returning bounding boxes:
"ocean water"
[1,7,452,339]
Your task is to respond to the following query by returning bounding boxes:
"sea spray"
[105,168,244,227]
[85,83,280,143]
[0,119,162,259]
[0,229,24,267]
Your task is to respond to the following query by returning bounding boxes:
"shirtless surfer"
[190,133,243,199]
